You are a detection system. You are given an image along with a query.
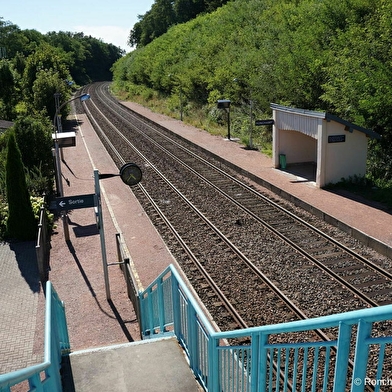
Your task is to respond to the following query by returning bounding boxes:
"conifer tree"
[5,132,37,240]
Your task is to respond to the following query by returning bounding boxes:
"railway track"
[74,82,392,389]
[80,83,305,331]
[77,82,392,319]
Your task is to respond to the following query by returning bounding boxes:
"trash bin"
[279,154,286,169]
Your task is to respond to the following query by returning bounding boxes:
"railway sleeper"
[310,246,340,254]
[377,298,392,306]
[306,240,330,247]
[342,272,385,282]
[353,278,390,288]
[313,251,343,259]
[333,264,366,272]
[267,220,294,227]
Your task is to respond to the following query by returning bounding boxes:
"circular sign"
[119,163,142,186]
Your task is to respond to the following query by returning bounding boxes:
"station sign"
[49,193,96,211]
[328,135,346,143]
[255,119,275,126]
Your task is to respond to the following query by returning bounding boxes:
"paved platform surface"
[0,242,43,374]
[1,95,392,390]
[63,337,202,392]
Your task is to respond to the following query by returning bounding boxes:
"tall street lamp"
[53,93,90,196]
[217,99,231,140]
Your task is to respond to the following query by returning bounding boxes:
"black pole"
[227,108,231,140]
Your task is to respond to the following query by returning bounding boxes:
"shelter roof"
[270,104,381,140]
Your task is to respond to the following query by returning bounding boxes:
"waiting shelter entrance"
[271,104,381,188]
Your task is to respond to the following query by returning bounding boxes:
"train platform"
[1,95,392,390]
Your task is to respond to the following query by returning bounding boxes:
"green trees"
[320,0,392,183]
[0,17,124,240]
[5,132,37,240]
[128,0,230,48]
[174,0,205,23]
[12,114,53,195]
[0,60,16,120]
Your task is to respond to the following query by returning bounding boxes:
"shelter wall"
[280,129,317,164]
[324,123,368,185]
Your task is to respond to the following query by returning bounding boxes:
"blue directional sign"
[49,194,96,211]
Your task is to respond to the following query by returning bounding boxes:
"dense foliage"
[113,0,392,187]
[0,17,124,240]
[5,132,37,240]
[129,0,230,47]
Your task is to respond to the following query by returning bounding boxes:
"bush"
[5,132,37,240]
[0,195,54,241]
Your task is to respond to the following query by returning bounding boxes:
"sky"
[2,0,155,53]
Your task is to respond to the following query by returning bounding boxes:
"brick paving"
[0,242,43,374]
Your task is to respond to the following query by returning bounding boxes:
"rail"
[0,282,69,392]
[140,264,392,392]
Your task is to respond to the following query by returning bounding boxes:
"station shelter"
[271,103,381,188]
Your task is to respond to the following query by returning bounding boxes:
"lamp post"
[53,93,90,196]
[249,95,254,149]
[217,99,231,140]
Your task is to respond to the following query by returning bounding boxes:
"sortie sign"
[49,193,96,211]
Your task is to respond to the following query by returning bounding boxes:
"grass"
[113,84,391,210]
[111,82,273,151]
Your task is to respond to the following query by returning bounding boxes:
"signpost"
[50,163,143,301]
[95,164,142,300]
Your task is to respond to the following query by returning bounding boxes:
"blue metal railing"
[0,282,69,392]
[139,265,392,392]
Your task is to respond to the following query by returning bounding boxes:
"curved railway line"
[76,82,392,343]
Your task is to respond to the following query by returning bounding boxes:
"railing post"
[351,319,372,392]
[139,292,147,336]
[187,302,198,373]
[158,276,166,333]
[171,270,181,339]
[333,322,352,392]
[47,281,68,391]
[208,335,220,392]
[256,332,268,392]
[36,206,50,286]
[147,287,155,335]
